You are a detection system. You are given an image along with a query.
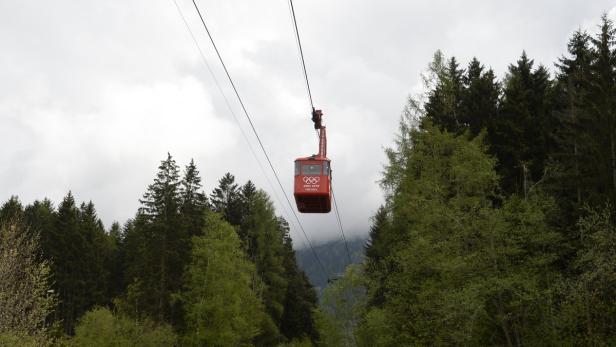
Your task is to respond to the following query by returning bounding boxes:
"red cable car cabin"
[294,156,331,213]
[294,109,331,213]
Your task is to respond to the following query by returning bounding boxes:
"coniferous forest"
[321,14,616,346]
[0,157,318,346]
[3,11,616,347]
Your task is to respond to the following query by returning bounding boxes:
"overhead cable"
[291,0,354,267]
[190,0,328,275]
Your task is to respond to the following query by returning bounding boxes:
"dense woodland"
[0,157,318,345]
[314,13,616,347]
[3,11,616,347]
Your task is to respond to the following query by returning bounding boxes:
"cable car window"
[302,164,322,175]
[295,161,300,176]
[323,161,330,175]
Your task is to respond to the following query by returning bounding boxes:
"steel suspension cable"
[190,0,327,275]
[170,0,307,250]
[289,0,353,266]
[287,0,314,111]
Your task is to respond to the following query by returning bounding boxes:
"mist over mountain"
[296,236,366,293]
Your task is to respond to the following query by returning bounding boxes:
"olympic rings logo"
[303,176,320,185]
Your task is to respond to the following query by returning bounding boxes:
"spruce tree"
[0,196,24,225]
[180,159,209,239]
[107,221,125,300]
[77,201,111,308]
[586,14,616,204]
[243,190,288,343]
[279,224,319,343]
[238,180,258,245]
[459,57,499,136]
[492,52,554,195]
[210,173,243,226]
[551,29,594,230]
[425,56,465,133]
[53,191,84,333]
[130,153,185,323]
[363,205,392,308]
[23,199,58,264]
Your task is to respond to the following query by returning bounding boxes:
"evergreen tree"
[492,52,555,195]
[242,190,288,344]
[364,205,391,265]
[180,159,209,239]
[210,173,243,226]
[363,205,391,308]
[279,218,319,343]
[78,201,111,308]
[53,191,84,333]
[425,56,465,133]
[107,221,124,300]
[459,57,500,136]
[237,180,258,246]
[129,153,185,323]
[362,123,562,345]
[586,14,616,204]
[23,199,57,256]
[0,196,24,225]
[552,29,593,222]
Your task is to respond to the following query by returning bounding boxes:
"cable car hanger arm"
[312,108,327,158]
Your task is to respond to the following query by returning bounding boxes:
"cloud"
[2,0,615,246]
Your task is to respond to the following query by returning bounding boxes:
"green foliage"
[314,309,344,347]
[460,58,499,136]
[180,159,209,239]
[493,52,555,195]
[124,153,191,324]
[210,172,243,226]
[319,265,365,347]
[365,15,616,342]
[280,222,319,343]
[584,14,616,204]
[45,192,114,334]
[0,196,24,225]
[71,307,176,347]
[0,220,56,345]
[557,206,616,345]
[0,332,40,347]
[355,308,395,347]
[0,154,317,343]
[365,124,564,345]
[7,10,616,346]
[425,56,465,133]
[178,212,266,346]
[279,336,314,347]
[243,191,288,323]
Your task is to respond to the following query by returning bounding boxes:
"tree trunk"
[522,163,529,200]
[159,232,166,322]
[574,139,581,204]
[571,101,581,204]
[489,228,514,347]
[611,132,616,200]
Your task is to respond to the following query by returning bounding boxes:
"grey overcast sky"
[1,0,615,246]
